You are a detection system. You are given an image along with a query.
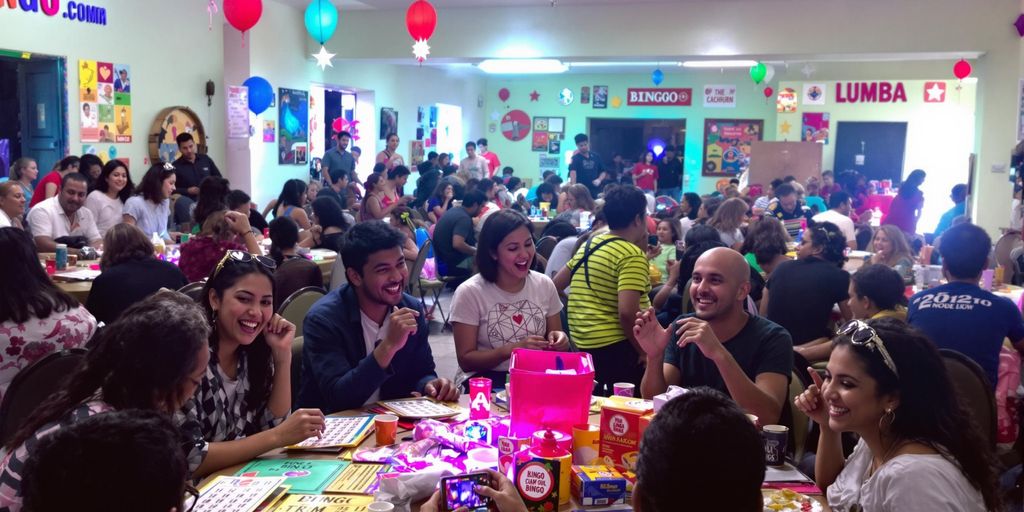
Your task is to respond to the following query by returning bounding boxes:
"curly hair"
[7,291,209,451]
[803,220,848,266]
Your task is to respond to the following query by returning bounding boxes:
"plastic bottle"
[55,243,68,270]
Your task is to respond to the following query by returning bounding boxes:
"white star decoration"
[801,63,816,78]
[312,45,335,70]
[926,83,945,102]
[412,39,431,62]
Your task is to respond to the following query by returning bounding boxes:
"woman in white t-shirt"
[123,163,174,243]
[85,160,134,237]
[451,209,569,386]
[794,318,999,512]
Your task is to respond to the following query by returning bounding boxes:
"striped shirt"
[566,234,651,349]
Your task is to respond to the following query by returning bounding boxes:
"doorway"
[833,121,907,183]
[0,51,67,180]
[587,118,685,178]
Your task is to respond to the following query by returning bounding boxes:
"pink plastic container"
[508,349,595,437]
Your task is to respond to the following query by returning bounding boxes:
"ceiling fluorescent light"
[478,59,568,74]
[569,61,680,68]
[683,60,759,68]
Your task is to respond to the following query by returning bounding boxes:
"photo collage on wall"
[80,59,132,143]
[531,117,564,154]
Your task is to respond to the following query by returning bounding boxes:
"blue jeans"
[656,187,680,201]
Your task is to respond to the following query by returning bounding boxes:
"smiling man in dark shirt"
[172,133,222,200]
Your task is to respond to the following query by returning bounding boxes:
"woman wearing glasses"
[179,251,326,477]
[794,318,1000,512]
[0,291,210,511]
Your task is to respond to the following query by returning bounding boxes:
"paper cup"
[374,414,399,446]
[762,425,789,467]
[612,382,635,397]
[367,502,395,512]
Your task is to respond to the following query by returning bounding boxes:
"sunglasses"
[211,250,276,281]
[184,484,199,512]
[838,320,899,379]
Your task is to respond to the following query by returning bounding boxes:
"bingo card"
[378,397,460,419]
[194,476,286,512]
[290,416,375,450]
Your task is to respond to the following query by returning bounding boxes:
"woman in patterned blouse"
[180,251,325,477]
[0,291,210,512]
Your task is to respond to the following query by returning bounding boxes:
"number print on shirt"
[913,292,992,311]
[487,300,545,345]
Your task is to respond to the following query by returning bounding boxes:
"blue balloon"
[304,0,338,45]
[243,76,273,115]
[652,68,664,86]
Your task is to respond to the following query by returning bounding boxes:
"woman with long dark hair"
[882,169,926,236]
[0,228,95,403]
[795,318,999,511]
[451,210,568,385]
[268,216,323,309]
[0,291,209,509]
[763,221,852,360]
[366,165,413,221]
[376,133,404,171]
[310,196,350,252]
[181,251,325,477]
[192,176,231,229]
[427,182,454,224]
[272,179,312,230]
[85,159,135,237]
[123,163,175,243]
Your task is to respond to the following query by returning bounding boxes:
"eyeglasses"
[211,250,276,281]
[184,484,199,512]
[838,320,899,379]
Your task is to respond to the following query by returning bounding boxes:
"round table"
[200,395,830,511]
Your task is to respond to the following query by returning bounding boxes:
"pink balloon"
[953,60,972,80]
[763,86,774,99]
[498,88,510,102]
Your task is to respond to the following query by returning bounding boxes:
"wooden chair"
[277,287,327,338]
[535,236,558,262]
[0,349,87,445]
[291,336,303,409]
[940,349,997,448]
[177,281,206,302]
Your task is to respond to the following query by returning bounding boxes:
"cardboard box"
[599,397,653,473]
[571,465,627,506]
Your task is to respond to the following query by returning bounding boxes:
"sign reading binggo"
[627,88,693,106]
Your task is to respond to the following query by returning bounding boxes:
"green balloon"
[750,62,767,84]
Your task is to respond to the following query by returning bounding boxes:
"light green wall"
[482,70,778,193]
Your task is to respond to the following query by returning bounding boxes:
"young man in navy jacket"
[300,221,458,413]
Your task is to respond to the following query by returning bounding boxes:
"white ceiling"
[273,0,681,9]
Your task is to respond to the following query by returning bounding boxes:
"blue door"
[18,56,66,178]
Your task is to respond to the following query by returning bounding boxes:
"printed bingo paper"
[378,397,461,419]
[268,494,374,511]
[324,463,392,494]
[289,416,375,449]
[194,476,286,512]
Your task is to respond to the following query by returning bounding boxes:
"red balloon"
[953,59,972,80]
[498,88,510,102]
[224,0,263,33]
[763,86,774,98]
[406,0,437,41]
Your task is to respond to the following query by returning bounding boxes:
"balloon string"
[207,0,218,31]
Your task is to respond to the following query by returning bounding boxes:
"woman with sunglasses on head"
[794,318,999,511]
[179,250,325,477]
[0,291,210,511]
[761,221,852,362]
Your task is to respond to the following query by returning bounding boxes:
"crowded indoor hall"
[0,0,1022,510]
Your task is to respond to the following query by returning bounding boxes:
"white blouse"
[827,440,985,512]
[84,190,123,237]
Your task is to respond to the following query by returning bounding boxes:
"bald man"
[634,247,793,424]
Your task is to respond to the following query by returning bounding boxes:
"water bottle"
[55,244,68,270]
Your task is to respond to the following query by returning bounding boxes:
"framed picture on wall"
[701,118,763,177]
[547,117,565,135]
[593,86,608,109]
[380,107,398,140]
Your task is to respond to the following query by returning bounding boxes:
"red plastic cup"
[468,377,492,420]
[45,257,56,275]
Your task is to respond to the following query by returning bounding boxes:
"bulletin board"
[747,141,823,187]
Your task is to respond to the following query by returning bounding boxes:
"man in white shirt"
[811,191,857,249]
[27,172,102,252]
[458,141,490,182]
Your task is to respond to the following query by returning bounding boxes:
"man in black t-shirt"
[432,190,484,277]
[568,133,606,198]
[656,145,683,200]
[635,247,792,424]
[171,133,222,200]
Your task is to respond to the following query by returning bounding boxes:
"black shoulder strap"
[570,235,625,288]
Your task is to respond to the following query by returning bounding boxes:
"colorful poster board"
[279,88,309,165]
[79,59,131,143]
[702,119,763,177]
[801,113,830,144]
[227,85,250,139]
[238,459,348,495]
[777,87,798,113]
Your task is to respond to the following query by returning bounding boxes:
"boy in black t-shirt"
[568,133,606,198]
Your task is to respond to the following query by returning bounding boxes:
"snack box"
[598,397,654,473]
[571,465,627,507]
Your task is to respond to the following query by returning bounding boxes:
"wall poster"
[702,119,763,177]
[80,59,132,143]
[278,88,309,165]
[801,113,830,144]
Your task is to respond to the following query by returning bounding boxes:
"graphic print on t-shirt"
[487,299,545,346]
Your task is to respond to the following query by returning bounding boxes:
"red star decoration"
[529,90,540,102]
